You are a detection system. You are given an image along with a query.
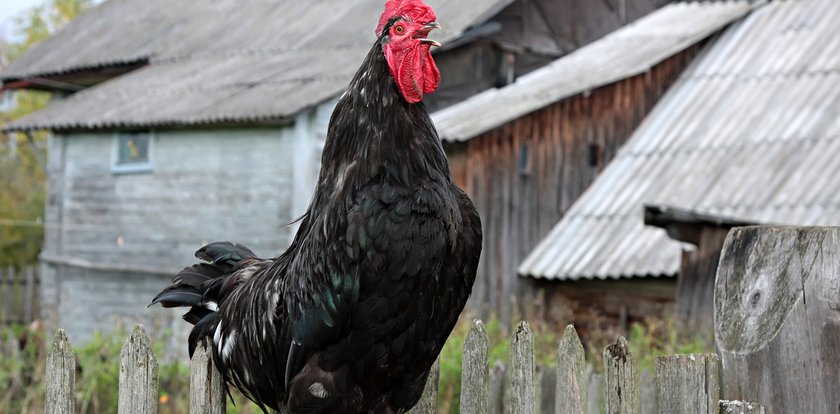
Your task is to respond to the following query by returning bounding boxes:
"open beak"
[419,22,442,47]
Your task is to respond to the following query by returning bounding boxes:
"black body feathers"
[152,28,481,414]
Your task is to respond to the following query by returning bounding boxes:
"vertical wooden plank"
[118,325,159,414]
[653,354,719,414]
[585,367,602,414]
[413,358,439,414]
[461,319,489,413]
[5,266,13,324]
[510,321,535,414]
[603,336,639,414]
[489,361,506,414]
[190,339,225,414]
[24,266,36,323]
[719,400,765,414]
[46,329,75,414]
[556,325,586,414]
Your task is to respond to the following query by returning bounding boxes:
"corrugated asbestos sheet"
[432,1,753,142]
[519,0,840,281]
[1,0,514,131]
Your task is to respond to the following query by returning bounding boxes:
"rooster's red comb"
[375,0,437,37]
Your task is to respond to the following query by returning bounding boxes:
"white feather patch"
[222,329,237,361]
[308,382,329,399]
[213,321,223,347]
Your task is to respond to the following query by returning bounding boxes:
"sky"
[0,0,46,40]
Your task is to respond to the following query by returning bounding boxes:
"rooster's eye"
[394,25,405,35]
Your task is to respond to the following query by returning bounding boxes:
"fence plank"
[489,361,506,414]
[603,336,639,414]
[24,266,36,323]
[461,319,489,413]
[510,321,535,414]
[556,324,586,414]
[719,400,765,414]
[715,227,840,412]
[4,266,13,323]
[654,354,719,414]
[45,329,75,414]
[412,357,440,414]
[190,339,225,414]
[118,325,159,414]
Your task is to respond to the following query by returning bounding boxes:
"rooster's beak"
[419,22,442,47]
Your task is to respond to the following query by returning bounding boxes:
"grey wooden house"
[0,0,677,343]
[520,0,840,339]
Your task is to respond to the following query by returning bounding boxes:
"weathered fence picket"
[461,319,489,413]
[118,325,159,414]
[190,338,226,414]
[45,329,75,414]
[654,354,719,414]
[412,358,440,414]
[603,336,639,414]
[510,321,536,414]
[556,324,586,414]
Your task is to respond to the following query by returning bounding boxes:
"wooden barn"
[0,0,675,343]
[521,0,840,339]
[433,2,753,320]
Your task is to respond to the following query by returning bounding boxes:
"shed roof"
[518,0,840,281]
[1,0,514,131]
[432,1,753,143]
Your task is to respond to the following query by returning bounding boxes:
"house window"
[112,132,153,173]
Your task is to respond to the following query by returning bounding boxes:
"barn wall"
[456,45,702,318]
[676,226,731,342]
[536,278,676,340]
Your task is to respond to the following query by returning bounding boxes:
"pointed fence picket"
[42,322,765,414]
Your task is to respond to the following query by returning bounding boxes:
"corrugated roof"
[1,0,513,131]
[432,1,754,143]
[519,0,840,281]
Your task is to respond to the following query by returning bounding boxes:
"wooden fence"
[43,321,764,414]
[0,266,39,325]
[40,226,840,413]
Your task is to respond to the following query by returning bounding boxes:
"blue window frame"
[112,132,154,174]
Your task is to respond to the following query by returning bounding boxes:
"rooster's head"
[376,0,441,104]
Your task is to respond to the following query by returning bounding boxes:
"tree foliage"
[0,0,94,268]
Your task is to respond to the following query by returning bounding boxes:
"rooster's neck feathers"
[318,36,449,197]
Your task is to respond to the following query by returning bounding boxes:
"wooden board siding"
[450,45,702,317]
[676,226,731,342]
[43,129,299,274]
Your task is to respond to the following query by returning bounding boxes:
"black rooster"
[151,0,481,412]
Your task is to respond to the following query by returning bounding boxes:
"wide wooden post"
[190,339,226,414]
[653,354,719,414]
[461,319,489,413]
[603,336,639,414]
[715,227,840,412]
[118,325,159,414]
[45,329,75,414]
[510,321,536,414]
[556,325,586,414]
[719,400,765,414]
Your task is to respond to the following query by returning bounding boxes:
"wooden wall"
[40,123,327,341]
[536,278,676,340]
[446,45,702,319]
[676,226,731,342]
